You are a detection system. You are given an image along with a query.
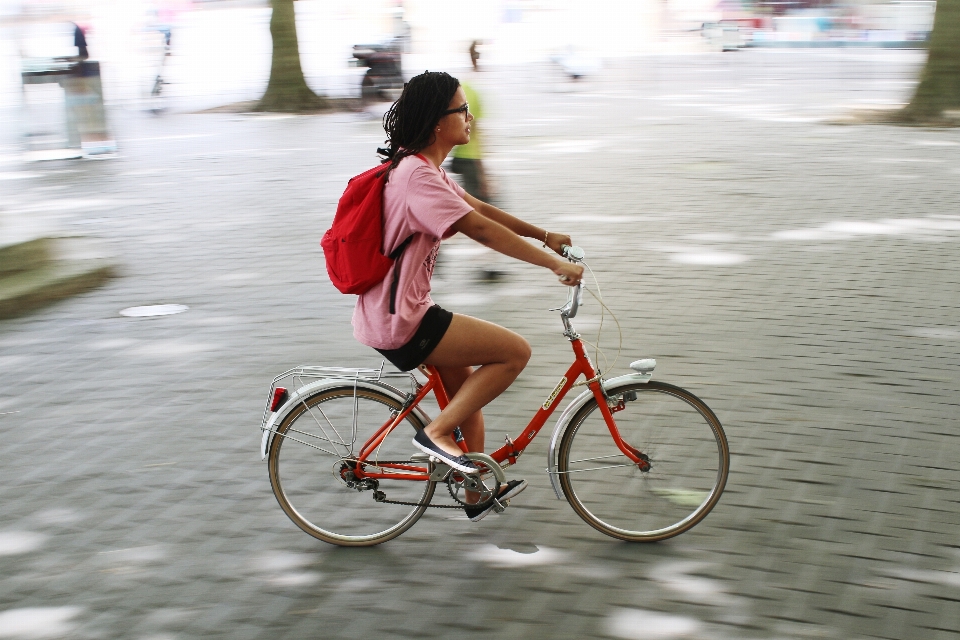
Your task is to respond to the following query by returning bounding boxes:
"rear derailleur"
[336,461,379,493]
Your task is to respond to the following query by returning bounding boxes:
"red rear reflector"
[270,387,289,412]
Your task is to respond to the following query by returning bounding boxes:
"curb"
[0,237,118,320]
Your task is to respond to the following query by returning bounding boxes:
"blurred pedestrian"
[469,39,481,71]
[72,23,89,60]
[354,71,582,521]
[449,81,492,201]
[450,43,493,202]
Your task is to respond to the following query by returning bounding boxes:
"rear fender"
[260,379,431,460]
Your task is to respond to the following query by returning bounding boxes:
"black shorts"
[375,305,453,372]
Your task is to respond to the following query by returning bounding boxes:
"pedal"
[409,453,431,462]
[492,498,508,514]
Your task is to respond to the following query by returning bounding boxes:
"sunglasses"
[441,103,470,118]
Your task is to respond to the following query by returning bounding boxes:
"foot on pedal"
[463,479,527,522]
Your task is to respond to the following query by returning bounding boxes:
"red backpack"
[320,154,425,313]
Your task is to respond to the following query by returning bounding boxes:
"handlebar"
[558,244,584,319]
[561,244,584,262]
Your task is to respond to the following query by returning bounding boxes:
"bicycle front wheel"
[558,381,729,542]
[267,386,435,546]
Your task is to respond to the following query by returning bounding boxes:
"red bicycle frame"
[353,336,647,482]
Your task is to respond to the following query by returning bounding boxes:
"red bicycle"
[260,246,729,546]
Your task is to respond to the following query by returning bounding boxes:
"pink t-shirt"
[352,154,474,349]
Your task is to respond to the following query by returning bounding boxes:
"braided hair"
[378,71,460,173]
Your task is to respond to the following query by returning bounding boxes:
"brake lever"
[560,244,585,262]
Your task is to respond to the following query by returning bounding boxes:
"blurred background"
[1,1,959,640]
[0,0,940,115]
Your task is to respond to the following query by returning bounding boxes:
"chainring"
[446,466,501,507]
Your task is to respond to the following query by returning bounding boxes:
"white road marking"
[467,544,566,568]
[0,172,43,180]
[669,251,749,265]
[0,532,46,556]
[120,304,189,318]
[772,217,960,241]
[0,607,82,639]
[605,608,701,640]
[907,328,960,339]
[537,140,603,154]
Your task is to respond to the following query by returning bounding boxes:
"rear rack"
[259,362,419,434]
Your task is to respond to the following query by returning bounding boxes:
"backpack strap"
[386,155,429,314]
[388,234,415,315]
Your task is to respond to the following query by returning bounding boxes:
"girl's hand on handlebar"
[553,261,584,287]
[545,232,572,256]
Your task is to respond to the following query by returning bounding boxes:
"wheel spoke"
[557,382,728,542]
[554,462,637,474]
[280,423,354,450]
[567,452,632,465]
[268,387,434,546]
[305,402,351,457]
[271,429,345,458]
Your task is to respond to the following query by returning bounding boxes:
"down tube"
[489,359,590,464]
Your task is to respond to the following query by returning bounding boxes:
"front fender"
[546,372,651,499]
[260,378,432,460]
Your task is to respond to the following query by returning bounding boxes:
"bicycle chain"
[373,493,497,510]
[361,460,493,510]
[374,495,463,509]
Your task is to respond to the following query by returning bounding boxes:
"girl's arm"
[461,193,571,256]
[450,211,583,285]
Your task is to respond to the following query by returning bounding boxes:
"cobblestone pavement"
[2,50,960,640]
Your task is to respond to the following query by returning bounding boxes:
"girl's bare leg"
[435,365,485,453]
[421,314,530,458]
[435,365,485,504]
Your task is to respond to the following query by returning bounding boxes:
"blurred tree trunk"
[256,0,326,112]
[900,0,960,122]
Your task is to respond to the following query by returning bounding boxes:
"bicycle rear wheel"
[267,386,435,546]
[558,381,729,542]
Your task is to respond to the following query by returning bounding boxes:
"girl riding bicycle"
[353,71,584,521]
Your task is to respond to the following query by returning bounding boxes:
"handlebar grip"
[561,245,585,261]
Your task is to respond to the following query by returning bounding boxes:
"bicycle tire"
[267,386,435,546]
[558,381,729,542]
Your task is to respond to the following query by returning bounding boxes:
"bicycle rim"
[558,381,729,542]
[268,387,435,546]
